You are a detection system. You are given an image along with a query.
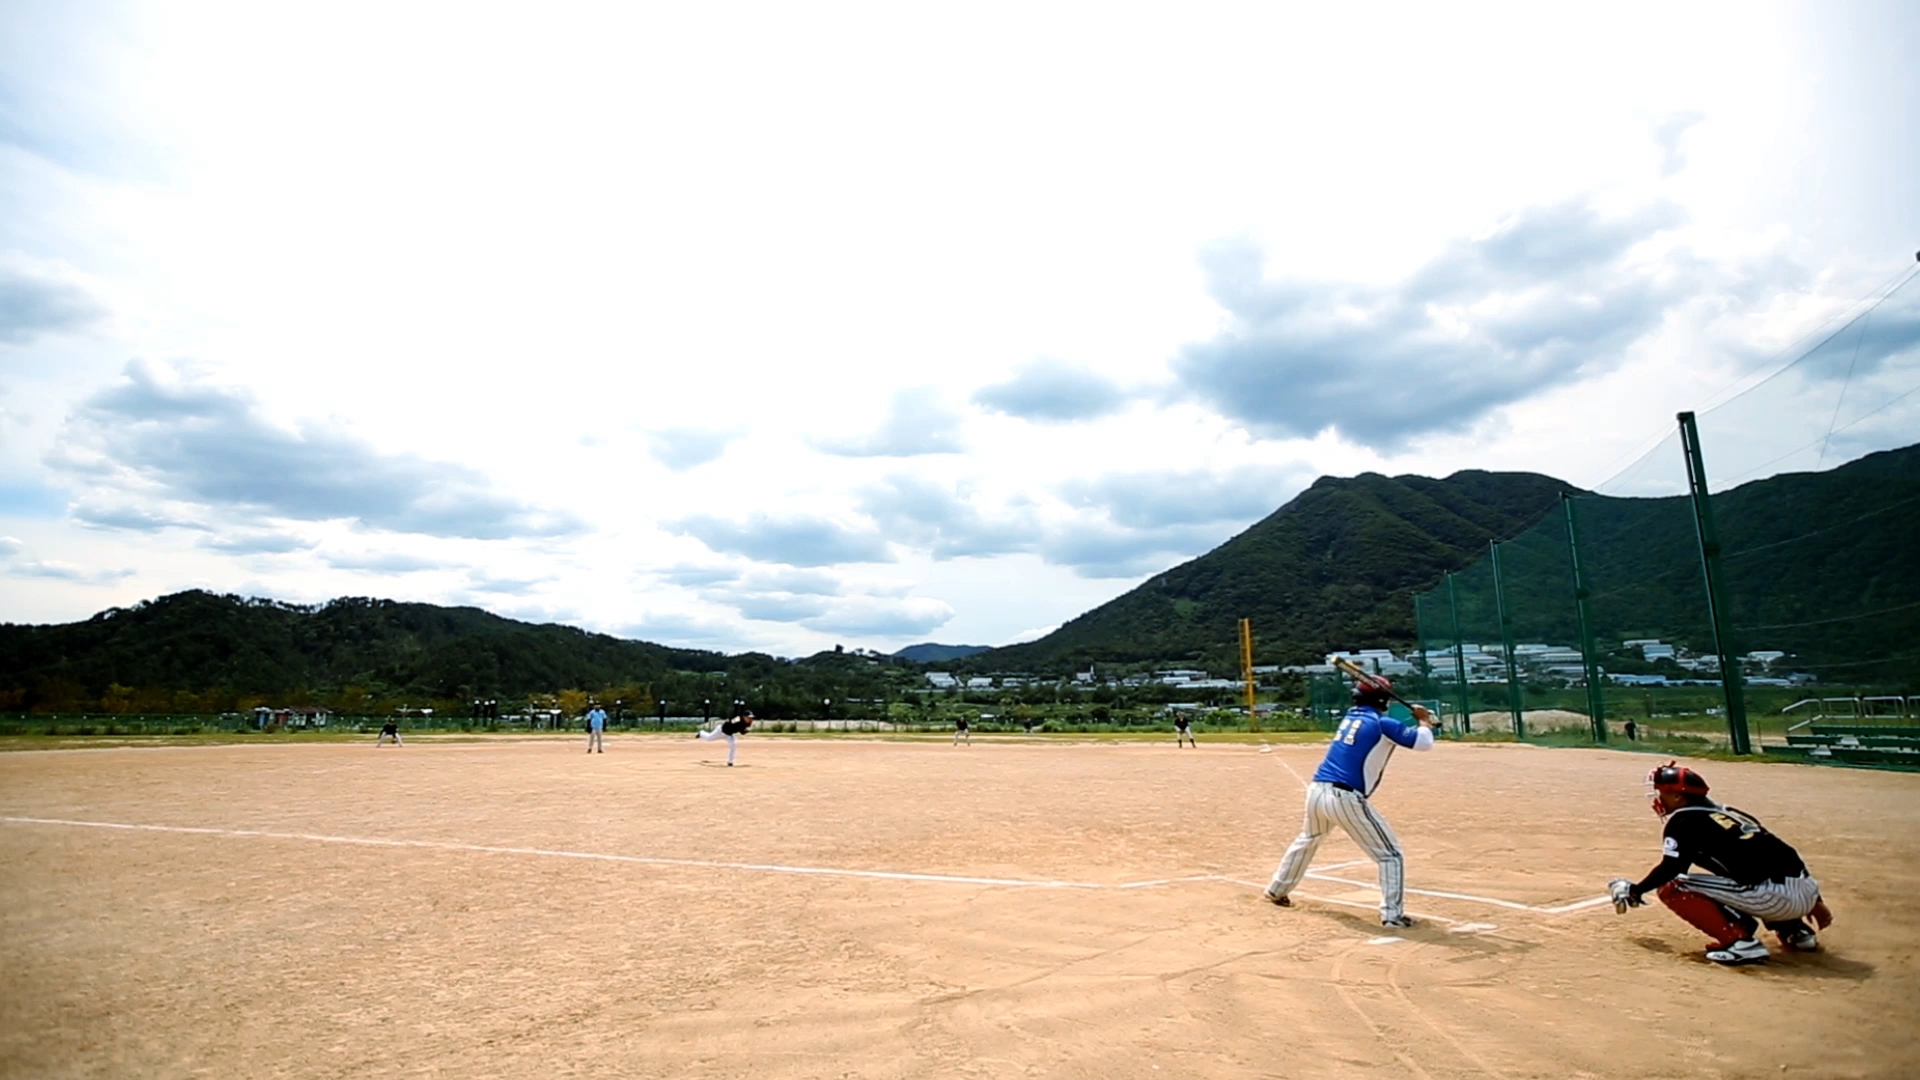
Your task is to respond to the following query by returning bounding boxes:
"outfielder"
[1174,713,1196,748]
[585,704,607,753]
[1607,761,1831,965]
[376,720,402,746]
[1263,676,1435,928]
[697,708,753,765]
[953,716,970,745]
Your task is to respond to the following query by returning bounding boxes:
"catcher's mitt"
[1608,878,1643,914]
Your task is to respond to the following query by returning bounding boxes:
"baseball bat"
[1330,656,1429,718]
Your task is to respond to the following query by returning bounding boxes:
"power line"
[1579,261,1920,494]
[1700,263,1920,418]
[1713,378,1920,488]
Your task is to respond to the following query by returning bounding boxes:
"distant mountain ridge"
[891,643,991,663]
[977,443,1920,677]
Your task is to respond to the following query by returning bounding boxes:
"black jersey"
[1636,803,1806,893]
[721,719,749,736]
[380,722,398,735]
[956,717,968,729]
[1174,716,1190,730]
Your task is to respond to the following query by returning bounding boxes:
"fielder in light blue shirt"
[586,705,607,753]
[1263,676,1436,927]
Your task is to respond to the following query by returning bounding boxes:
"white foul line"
[0,815,1607,915]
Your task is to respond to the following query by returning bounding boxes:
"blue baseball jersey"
[1313,705,1421,796]
[587,708,606,731]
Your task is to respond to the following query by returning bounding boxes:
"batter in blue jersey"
[1263,674,1436,927]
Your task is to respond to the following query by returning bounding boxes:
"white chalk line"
[0,815,1605,915]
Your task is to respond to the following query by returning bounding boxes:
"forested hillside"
[0,592,905,715]
[979,444,1920,677]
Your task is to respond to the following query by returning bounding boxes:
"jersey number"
[1335,717,1361,745]
[1709,812,1761,839]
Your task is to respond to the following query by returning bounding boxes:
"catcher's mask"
[1646,760,1710,817]
[1350,677,1393,709]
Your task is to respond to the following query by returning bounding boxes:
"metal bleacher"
[1764,697,1920,771]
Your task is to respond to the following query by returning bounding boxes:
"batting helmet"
[1350,677,1393,709]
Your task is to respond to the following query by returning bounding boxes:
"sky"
[2,0,1917,655]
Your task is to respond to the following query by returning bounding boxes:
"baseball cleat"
[1705,938,1769,965]
[1262,888,1290,907]
[1380,915,1417,929]
[1781,929,1820,952]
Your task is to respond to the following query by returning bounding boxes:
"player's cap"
[1648,761,1709,795]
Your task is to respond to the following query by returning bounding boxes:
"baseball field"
[2,735,1916,1079]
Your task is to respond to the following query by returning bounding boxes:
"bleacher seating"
[1764,724,1920,771]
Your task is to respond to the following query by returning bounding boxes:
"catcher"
[1608,761,1831,965]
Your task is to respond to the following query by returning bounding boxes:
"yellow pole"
[1240,618,1259,732]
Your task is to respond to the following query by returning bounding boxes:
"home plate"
[1366,935,1406,945]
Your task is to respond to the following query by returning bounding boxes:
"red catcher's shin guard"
[1657,882,1745,947]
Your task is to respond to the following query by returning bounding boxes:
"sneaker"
[1705,937,1769,965]
[1381,915,1417,929]
[1262,888,1291,907]
[1781,929,1820,952]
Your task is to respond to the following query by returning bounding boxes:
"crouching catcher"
[1607,761,1832,965]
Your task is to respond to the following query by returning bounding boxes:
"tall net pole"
[1563,492,1607,743]
[1446,572,1471,734]
[1490,540,1526,740]
[1677,411,1752,754]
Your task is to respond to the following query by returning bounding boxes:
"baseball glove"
[1608,878,1643,914]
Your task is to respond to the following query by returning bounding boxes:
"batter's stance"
[1263,676,1435,928]
[1607,761,1831,965]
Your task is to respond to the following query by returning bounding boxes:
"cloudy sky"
[3,1,1917,654]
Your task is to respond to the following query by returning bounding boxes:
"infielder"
[376,720,402,746]
[953,716,970,745]
[1263,677,1435,928]
[585,704,607,753]
[697,708,753,765]
[1174,713,1196,748]
[1607,761,1831,965]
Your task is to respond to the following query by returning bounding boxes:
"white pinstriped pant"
[1268,781,1406,921]
[698,727,737,763]
[1677,872,1821,923]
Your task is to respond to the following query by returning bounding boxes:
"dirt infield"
[2,735,1916,1079]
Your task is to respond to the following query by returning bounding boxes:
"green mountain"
[891,643,991,663]
[0,592,907,714]
[982,469,1575,672]
[978,443,1920,679]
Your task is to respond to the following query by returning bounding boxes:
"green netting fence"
[1413,263,1920,769]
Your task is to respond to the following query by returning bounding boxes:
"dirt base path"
[2,737,1915,1078]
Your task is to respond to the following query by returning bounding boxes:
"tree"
[100,684,134,714]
